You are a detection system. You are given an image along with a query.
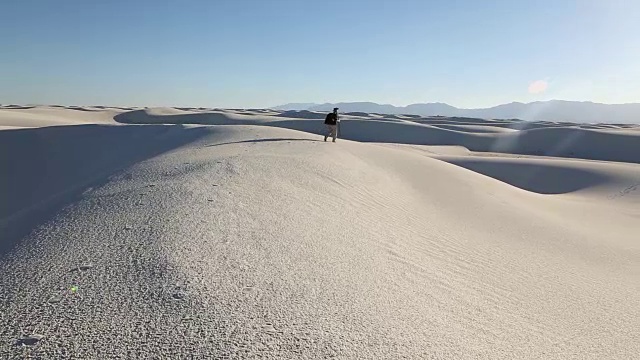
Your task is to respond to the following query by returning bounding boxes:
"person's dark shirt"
[324,113,338,125]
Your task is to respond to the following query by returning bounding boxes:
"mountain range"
[272,101,640,124]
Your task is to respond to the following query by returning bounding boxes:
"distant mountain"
[404,103,460,116]
[271,103,319,111]
[307,102,401,115]
[273,100,640,124]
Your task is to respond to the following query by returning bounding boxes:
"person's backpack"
[324,112,336,124]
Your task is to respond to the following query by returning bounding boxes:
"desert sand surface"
[1,106,639,359]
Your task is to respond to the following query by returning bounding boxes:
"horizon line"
[2,98,640,110]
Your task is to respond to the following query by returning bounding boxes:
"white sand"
[0,105,121,128]
[0,106,638,359]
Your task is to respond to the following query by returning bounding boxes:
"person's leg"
[331,125,337,142]
[324,125,330,141]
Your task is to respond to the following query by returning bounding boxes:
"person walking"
[324,107,339,142]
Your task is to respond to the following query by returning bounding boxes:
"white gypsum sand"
[0,106,638,359]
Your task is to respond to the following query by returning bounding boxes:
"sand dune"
[1,106,639,358]
[0,124,209,245]
[0,106,120,128]
[426,123,518,133]
[110,108,640,164]
[436,155,640,198]
[273,109,328,119]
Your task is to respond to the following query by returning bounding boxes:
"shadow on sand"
[0,105,37,110]
[0,124,211,257]
[443,159,612,194]
[204,138,322,147]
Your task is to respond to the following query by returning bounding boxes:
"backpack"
[325,112,336,124]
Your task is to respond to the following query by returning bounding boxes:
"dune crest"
[108,107,640,164]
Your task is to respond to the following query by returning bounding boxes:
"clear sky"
[1,0,639,108]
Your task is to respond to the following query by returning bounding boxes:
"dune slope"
[111,108,640,164]
[1,118,638,359]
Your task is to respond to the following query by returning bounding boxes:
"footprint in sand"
[262,324,277,334]
[242,286,258,295]
[15,334,44,346]
[172,291,187,300]
[48,294,63,304]
[70,263,93,272]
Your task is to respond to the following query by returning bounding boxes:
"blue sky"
[1,0,639,108]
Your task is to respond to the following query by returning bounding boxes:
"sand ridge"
[1,106,638,359]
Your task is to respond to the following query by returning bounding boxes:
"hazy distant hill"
[273,101,640,124]
[271,103,320,111]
